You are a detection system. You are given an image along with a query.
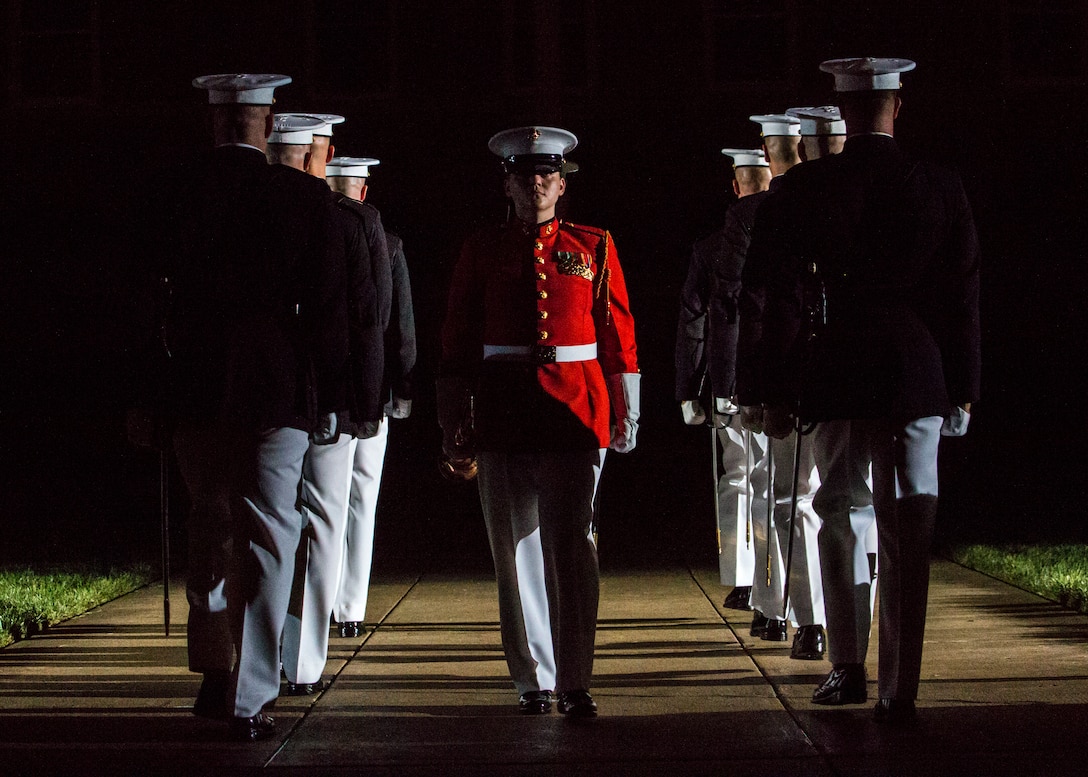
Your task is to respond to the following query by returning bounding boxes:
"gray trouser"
[281,432,354,685]
[814,416,941,701]
[172,421,235,675]
[228,426,311,718]
[478,449,603,695]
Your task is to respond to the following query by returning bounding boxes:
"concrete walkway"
[1,558,1087,776]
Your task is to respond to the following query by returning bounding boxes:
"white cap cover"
[819,57,916,92]
[786,105,847,136]
[488,126,578,159]
[720,147,769,168]
[192,73,291,105]
[279,113,345,137]
[269,114,326,145]
[488,126,578,173]
[326,156,380,177]
[749,114,801,138]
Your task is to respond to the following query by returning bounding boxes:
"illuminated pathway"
[1,560,1087,775]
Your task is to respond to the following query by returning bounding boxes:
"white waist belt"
[483,343,598,363]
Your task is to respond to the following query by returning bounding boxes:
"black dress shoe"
[557,689,598,718]
[228,712,276,742]
[283,678,328,696]
[338,621,362,638]
[518,690,553,715]
[760,618,788,642]
[790,625,826,660]
[812,663,867,705]
[193,672,231,721]
[723,586,753,610]
[873,698,918,725]
[749,612,769,637]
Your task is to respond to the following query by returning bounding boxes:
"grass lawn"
[947,544,1088,614]
[0,564,155,647]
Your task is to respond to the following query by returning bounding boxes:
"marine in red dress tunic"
[439,127,639,718]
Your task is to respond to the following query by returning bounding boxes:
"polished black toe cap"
[557,689,597,718]
[228,712,276,742]
[518,690,553,715]
[760,618,788,642]
[749,612,769,637]
[723,586,753,610]
[812,664,867,705]
[790,625,826,660]
[283,679,328,696]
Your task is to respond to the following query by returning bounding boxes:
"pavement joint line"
[264,571,425,768]
[685,562,827,763]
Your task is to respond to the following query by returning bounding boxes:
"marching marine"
[272,115,392,698]
[325,155,418,640]
[741,58,981,724]
[438,126,639,718]
[173,76,350,741]
[675,147,771,613]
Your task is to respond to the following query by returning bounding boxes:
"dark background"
[1,1,1086,570]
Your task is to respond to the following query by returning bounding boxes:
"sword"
[780,417,804,621]
[591,450,606,547]
[765,436,774,588]
[744,428,752,548]
[711,425,721,556]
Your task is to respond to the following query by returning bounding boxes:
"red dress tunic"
[441,218,638,451]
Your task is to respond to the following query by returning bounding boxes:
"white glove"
[680,400,705,426]
[941,406,971,437]
[385,396,412,419]
[607,373,640,453]
[711,396,737,428]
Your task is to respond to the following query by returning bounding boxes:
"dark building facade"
[2,1,1086,562]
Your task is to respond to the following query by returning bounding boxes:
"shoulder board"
[334,194,372,221]
[560,221,607,239]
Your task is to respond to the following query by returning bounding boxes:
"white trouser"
[280,431,356,685]
[715,422,763,588]
[749,431,825,626]
[814,416,941,701]
[334,420,389,622]
[477,448,604,696]
[228,426,311,718]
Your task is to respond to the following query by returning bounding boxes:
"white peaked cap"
[269,114,326,145]
[326,156,380,177]
[488,126,578,159]
[819,57,916,92]
[720,148,769,168]
[280,113,345,137]
[749,114,801,138]
[192,73,291,105]
[786,105,847,136]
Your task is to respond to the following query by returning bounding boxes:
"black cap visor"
[503,154,564,176]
